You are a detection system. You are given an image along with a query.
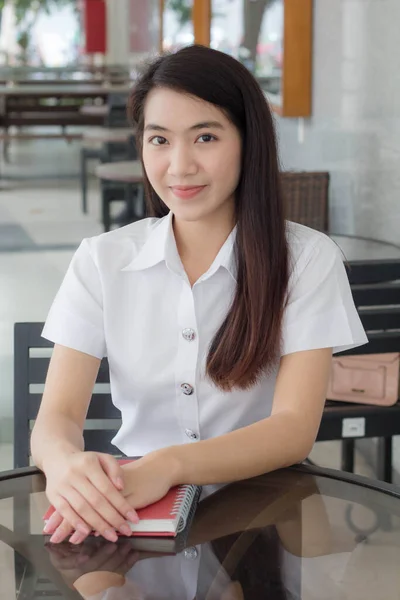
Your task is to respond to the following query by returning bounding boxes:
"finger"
[86,466,139,525]
[51,487,124,542]
[69,478,135,536]
[69,529,90,545]
[48,497,91,544]
[97,454,126,491]
[43,510,64,535]
[50,518,75,544]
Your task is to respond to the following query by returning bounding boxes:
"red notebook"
[43,459,201,538]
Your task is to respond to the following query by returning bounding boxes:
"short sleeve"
[42,239,106,358]
[281,235,368,356]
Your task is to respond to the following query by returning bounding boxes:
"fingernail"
[104,529,118,542]
[43,524,52,534]
[69,532,86,545]
[116,477,124,490]
[76,523,90,535]
[119,524,132,537]
[127,511,139,524]
[50,532,63,544]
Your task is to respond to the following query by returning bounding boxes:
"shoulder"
[285,221,341,278]
[80,217,164,270]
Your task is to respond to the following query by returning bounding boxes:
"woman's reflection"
[45,471,357,600]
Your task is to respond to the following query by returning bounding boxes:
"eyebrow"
[144,121,225,132]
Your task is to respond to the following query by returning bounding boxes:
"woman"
[31,45,367,546]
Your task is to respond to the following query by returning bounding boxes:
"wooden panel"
[282,0,313,117]
[193,0,211,46]
[159,0,164,51]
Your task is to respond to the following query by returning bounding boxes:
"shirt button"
[185,429,199,440]
[182,328,196,341]
[181,383,194,395]
[184,547,198,559]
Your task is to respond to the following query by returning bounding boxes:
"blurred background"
[1,0,400,486]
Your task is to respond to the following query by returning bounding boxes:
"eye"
[197,134,217,143]
[149,136,168,146]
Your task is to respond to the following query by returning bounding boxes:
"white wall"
[276,0,400,245]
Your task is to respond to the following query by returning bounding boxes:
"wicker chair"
[281,171,330,232]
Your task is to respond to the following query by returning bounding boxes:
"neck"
[173,208,236,266]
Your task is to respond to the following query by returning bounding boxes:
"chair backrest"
[14,322,121,468]
[281,171,330,232]
[342,259,400,356]
[105,92,130,128]
[101,134,137,163]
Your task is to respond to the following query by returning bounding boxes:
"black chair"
[317,259,400,483]
[80,92,131,214]
[99,136,144,233]
[104,93,130,128]
[14,322,121,469]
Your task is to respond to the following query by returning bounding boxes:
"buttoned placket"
[175,276,201,443]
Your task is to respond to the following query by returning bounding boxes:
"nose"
[167,142,198,178]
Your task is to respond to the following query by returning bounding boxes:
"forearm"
[171,411,311,486]
[31,412,84,472]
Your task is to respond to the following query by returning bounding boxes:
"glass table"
[329,233,400,262]
[1,464,400,599]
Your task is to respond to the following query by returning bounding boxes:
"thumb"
[97,453,125,491]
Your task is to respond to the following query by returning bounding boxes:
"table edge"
[291,463,400,498]
[1,464,399,499]
[0,466,40,481]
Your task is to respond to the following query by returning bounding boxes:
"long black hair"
[129,45,289,391]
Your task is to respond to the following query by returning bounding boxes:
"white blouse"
[42,211,367,457]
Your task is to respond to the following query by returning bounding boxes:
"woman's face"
[142,87,242,224]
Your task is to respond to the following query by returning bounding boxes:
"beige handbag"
[326,353,400,406]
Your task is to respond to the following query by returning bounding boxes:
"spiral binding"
[170,484,200,533]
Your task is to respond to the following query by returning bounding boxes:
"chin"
[172,205,216,223]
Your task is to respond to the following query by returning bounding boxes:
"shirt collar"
[121,211,237,282]
[120,212,172,273]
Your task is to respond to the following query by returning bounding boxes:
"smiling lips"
[170,185,207,199]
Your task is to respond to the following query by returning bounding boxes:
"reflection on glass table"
[330,233,400,262]
[1,464,400,599]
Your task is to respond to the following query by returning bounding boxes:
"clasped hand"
[43,449,179,544]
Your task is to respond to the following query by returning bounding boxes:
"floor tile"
[0,224,36,251]
[22,219,103,246]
